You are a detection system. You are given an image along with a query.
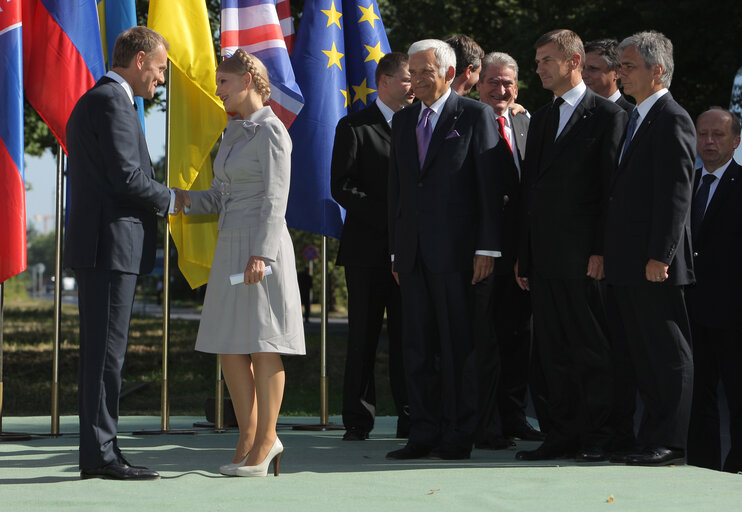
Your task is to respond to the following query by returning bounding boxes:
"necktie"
[544,97,564,145]
[620,109,640,162]
[416,107,433,168]
[497,116,513,154]
[691,173,717,240]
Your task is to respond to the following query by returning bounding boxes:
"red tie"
[497,116,513,154]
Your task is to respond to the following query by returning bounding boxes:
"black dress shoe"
[342,428,369,441]
[609,446,640,464]
[386,443,432,460]
[504,422,546,442]
[575,445,608,463]
[626,446,685,466]
[515,442,575,461]
[474,436,516,450]
[81,462,160,480]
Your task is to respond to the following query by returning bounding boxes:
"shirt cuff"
[168,189,176,214]
[390,254,395,262]
[475,250,501,258]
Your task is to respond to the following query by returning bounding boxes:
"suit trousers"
[473,274,503,442]
[611,283,693,449]
[75,267,138,469]
[687,323,742,473]
[398,257,478,452]
[530,274,612,448]
[342,266,407,432]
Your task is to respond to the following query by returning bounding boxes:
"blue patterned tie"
[620,109,640,162]
[691,173,717,240]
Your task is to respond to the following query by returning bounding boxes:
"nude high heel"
[219,454,249,476]
[234,438,284,477]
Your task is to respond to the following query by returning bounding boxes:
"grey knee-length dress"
[186,107,305,355]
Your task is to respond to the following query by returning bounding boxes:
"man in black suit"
[331,52,414,441]
[386,39,502,460]
[475,51,547,445]
[65,27,176,480]
[583,39,634,114]
[515,29,627,462]
[686,108,742,473]
[605,31,696,466]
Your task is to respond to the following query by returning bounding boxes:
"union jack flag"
[221,0,303,128]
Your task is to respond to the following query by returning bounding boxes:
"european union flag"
[287,0,391,238]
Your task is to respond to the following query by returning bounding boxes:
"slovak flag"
[0,0,26,283]
[220,0,304,128]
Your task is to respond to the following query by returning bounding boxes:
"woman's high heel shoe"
[234,438,283,477]
[219,454,248,476]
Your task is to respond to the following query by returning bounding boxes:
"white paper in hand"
[230,266,273,285]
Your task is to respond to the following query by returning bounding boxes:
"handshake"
[170,188,191,215]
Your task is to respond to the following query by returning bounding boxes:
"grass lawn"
[1,299,398,419]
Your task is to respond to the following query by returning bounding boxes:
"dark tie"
[133,101,138,111]
[416,107,433,168]
[544,97,564,146]
[691,173,717,240]
[620,109,640,162]
[497,116,513,154]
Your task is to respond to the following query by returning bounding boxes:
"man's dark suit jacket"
[495,112,528,276]
[615,94,635,115]
[389,93,501,273]
[686,160,742,329]
[518,88,627,279]
[65,76,170,274]
[331,102,392,268]
[604,92,695,286]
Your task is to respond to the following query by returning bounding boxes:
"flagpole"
[134,61,195,437]
[50,144,65,436]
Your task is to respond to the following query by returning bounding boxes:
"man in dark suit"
[386,39,502,460]
[515,29,627,462]
[583,39,634,114]
[331,52,414,441]
[686,108,742,473]
[605,31,696,466]
[65,27,175,480]
[475,51,547,445]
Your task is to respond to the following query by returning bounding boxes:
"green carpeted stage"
[1,415,740,511]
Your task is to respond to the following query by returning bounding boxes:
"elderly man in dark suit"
[475,51,547,446]
[515,29,627,463]
[386,39,502,460]
[65,27,176,480]
[605,31,696,467]
[331,52,415,442]
[583,39,634,114]
[686,108,742,473]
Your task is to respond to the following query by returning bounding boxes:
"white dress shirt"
[607,89,622,103]
[630,88,669,139]
[376,97,395,127]
[556,81,587,138]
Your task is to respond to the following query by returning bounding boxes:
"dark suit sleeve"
[94,89,171,213]
[648,111,695,264]
[331,116,387,231]
[473,105,503,253]
[594,107,628,255]
[387,120,401,259]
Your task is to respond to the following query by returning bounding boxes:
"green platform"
[1,415,739,511]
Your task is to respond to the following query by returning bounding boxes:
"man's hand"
[472,255,495,284]
[244,256,266,285]
[514,259,529,291]
[645,258,669,283]
[586,255,605,280]
[510,103,527,116]
[172,188,191,214]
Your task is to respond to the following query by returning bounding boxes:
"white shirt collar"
[608,89,622,103]
[636,88,669,121]
[702,157,734,180]
[106,70,135,105]
[419,87,452,120]
[375,98,395,127]
[559,81,587,107]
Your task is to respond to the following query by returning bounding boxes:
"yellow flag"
[148,0,227,288]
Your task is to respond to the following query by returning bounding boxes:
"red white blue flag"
[0,0,26,283]
[221,0,304,128]
[22,0,105,154]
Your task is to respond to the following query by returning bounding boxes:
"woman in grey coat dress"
[174,50,304,477]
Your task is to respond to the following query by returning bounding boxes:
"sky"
[24,103,166,233]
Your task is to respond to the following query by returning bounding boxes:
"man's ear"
[446,66,456,82]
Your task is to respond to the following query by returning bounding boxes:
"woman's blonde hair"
[217,49,271,102]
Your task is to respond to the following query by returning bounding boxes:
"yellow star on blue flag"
[288,0,392,238]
